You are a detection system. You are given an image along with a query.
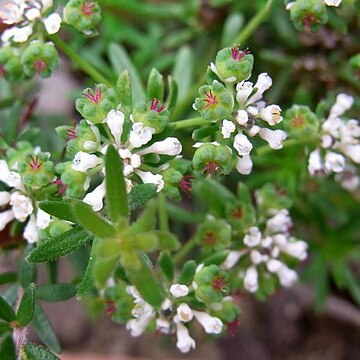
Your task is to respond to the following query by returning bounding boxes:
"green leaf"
[76,243,97,299]
[127,200,155,235]
[105,145,128,222]
[38,201,77,223]
[221,12,244,47]
[4,101,22,144]
[108,43,145,101]
[158,251,174,282]
[202,250,230,266]
[172,46,193,102]
[0,296,16,322]
[116,70,132,116]
[178,260,196,285]
[27,228,92,263]
[166,75,178,112]
[32,304,60,354]
[0,272,17,285]
[192,125,218,141]
[19,244,37,287]
[21,343,59,360]
[0,322,11,337]
[125,253,165,307]
[17,283,36,327]
[129,184,157,212]
[0,335,16,360]
[154,230,180,250]
[147,68,164,100]
[36,284,76,302]
[72,201,117,239]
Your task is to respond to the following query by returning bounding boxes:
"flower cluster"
[308,93,360,191]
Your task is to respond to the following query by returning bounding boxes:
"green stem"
[173,237,197,265]
[49,34,113,87]
[172,117,208,130]
[233,0,274,45]
[0,97,16,109]
[158,193,169,232]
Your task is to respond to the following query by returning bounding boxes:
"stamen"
[27,155,42,172]
[231,47,250,61]
[227,319,240,336]
[292,114,304,127]
[53,179,67,196]
[32,60,47,74]
[83,85,103,104]
[212,276,227,291]
[202,161,221,177]
[232,208,243,219]
[203,90,218,109]
[179,174,194,197]
[302,14,317,33]
[150,98,167,113]
[204,231,216,245]
[82,1,96,16]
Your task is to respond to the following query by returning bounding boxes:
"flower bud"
[0,46,23,81]
[76,84,117,124]
[64,0,101,35]
[284,105,319,139]
[21,41,59,78]
[194,80,234,122]
[212,47,254,83]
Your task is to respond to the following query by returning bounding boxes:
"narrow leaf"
[172,46,193,101]
[38,201,77,223]
[166,75,178,112]
[129,184,157,212]
[178,260,196,285]
[21,343,59,360]
[19,244,37,287]
[0,272,17,285]
[32,304,61,353]
[77,243,97,299]
[105,145,128,222]
[116,70,132,116]
[0,335,16,360]
[154,231,180,251]
[0,296,16,322]
[0,322,11,337]
[127,200,155,235]
[36,284,76,302]
[147,68,164,100]
[27,227,92,263]
[158,252,174,282]
[17,283,36,327]
[72,201,116,239]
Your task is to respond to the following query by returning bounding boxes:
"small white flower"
[129,122,154,148]
[72,152,102,173]
[175,322,196,353]
[277,263,298,287]
[329,93,353,119]
[280,239,308,260]
[243,266,258,293]
[258,128,286,149]
[0,209,15,231]
[104,109,125,147]
[236,155,253,175]
[170,284,189,298]
[324,151,346,173]
[221,120,236,139]
[259,105,283,126]
[176,303,193,323]
[236,81,253,105]
[308,149,324,175]
[266,209,292,234]
[43,13,61,34]
[135,170,164,192]
[137,137,182,156]
[324,0,342,6]
[243,226,262,247]
[221,250,245,270]
[250,250,265,265]
[233,133,253,156]
[0,160,23,189]
[156,318,171,334]
[192,310,223,334]
[36,208,51,229]
[23,215,38,243]
[0,192,11,206]
[0,1,25,24]
[340,144,360,164]
[83,181,106,211]
[10,192,33,222]
[236,109,249,125]
[246,73,272,105]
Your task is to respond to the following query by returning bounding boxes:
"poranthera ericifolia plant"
[0,0,359,358]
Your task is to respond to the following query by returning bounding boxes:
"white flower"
[266,209,292,234]
[0,210,15,231]
[192,310,223,334]
[83,181,106,211]
[221,120,236,139]
[243,266,258,293]
[23,215,38,243]
[118,149,141,176]
[221,250,245,270]
[243,226,261,247]
[246,73,273,105]
[134,170,164,192]
[259,105,283,126]
[236,155,253,175]
[129,122,154,148]
[0,160,23,190]
[329,93,353,119]
[176,303,193,323]
[36,208,51,229]
[0,192,11,206]
[10,192,33,222]
[0,0,26,24]
[236,109,249,125]
[104,110,125,147]
[170,284,189,298]
[233,133,253,156]
[267,259,298,287]
[308,149,324,175]
[156,318,171,334]
[340,144,360,164]
[280,239,308,261]
[324,0,342,6]
[72,152,102,173]
[43,13,61,34]
[137,137,182,156]
[175,322,196,353]
[236,81,254,105]
[324,151,346,173]
[258,128,286,149]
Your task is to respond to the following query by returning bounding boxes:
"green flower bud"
[284,105,319,139]
[195,219,232,252]
[75,84,117,124]
[21,41,59,78]
[55,161,89,198]
[66,120,100,158]
[194,80,234,122]
[290,0,328,32]
[103,285,133,323]
[213,47,254,83]
[0,46,23,81]
[132,98,170,134]
[18,152,55,189]
[193,264,229,303]
[211,298,240,324]
[38,219,72,241]
[225,201,256,233]
[193,143,234,176]
[255,183,292,215]
[64,0,101,34]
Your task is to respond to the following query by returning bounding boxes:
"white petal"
[341,144,360,164]
[324,0,342,6]
[233,133,253,156]
[0,192,11,206]
[135,170,164,192]
[156,318,171,334]
[236,81,253,105]
[329,93,353,119]
[83,181,106,211]
[246,73,272,105]
[236,155,253,175]
[36,208,51,229]
[72,152,102,173]
[44,13,61,34]
[236,109,249,125]
[175,322,196,353]
[277,263,298,287]
[104,110,125,146]
[324,151,346,173]
[0,210,15,231]
[192,310,223,334]
[281,239,308,260]
[25,8,41,21]
[176,303,193,323]
[266,209,292,234]
[10,192,33,222]
[12,24,33,43]
[243,266,258,293]
[259,105,283,126]
[221,250,245,270]
[136,137,182,156]
[170,284,189,298]
[258,128,286,149]
[221,120,236,139]
[129,122,154,148]
[23,215,39,243]
[308,148,324,175]
[243,226,262,247]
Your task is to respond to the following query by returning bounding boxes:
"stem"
[233,0,274,45]
[158,193,169,232]
[49,34,113,87]
[172,117,208,130]
[173,237,197,265]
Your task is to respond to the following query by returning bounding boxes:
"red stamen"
[82,1,96,16]
[27,155,42,172]
[0,64,6,77]
[83,85,103,104]
[231,47,250,61]
[232,208,243,219]
[150,98,167,113]
[302,14,317,33]
[179,174,194,197]
[52,179,67,196]
[212,276,227,291]
[104,300,116,316]
[227,319,240,337]
[203,90,218,109]
[202,161,221,177]
[204,231,217,245]
[32,60,47,74]
[292,115,304,127]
